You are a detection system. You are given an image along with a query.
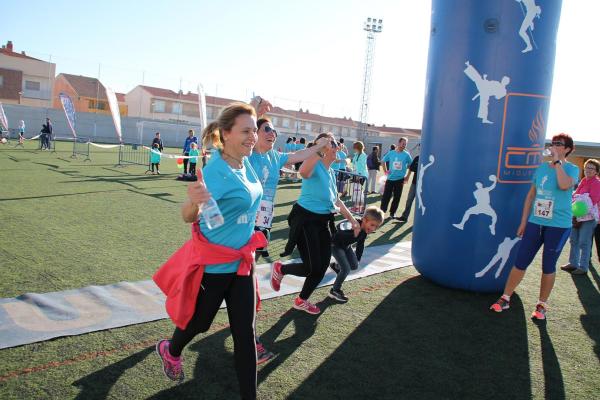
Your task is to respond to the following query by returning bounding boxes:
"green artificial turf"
[0,141,598,399]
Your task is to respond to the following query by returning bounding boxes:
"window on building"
[305,122,312,132]
[0,75,3,88]
[88,100,107,110]
[282,118,290,128]
[271,116,279,127]
[25,80,41,91]
[172,102,183,115]
[323,125,330,132]
[332,126,339,134]
[342,127,349,135]
[153,100,165,113]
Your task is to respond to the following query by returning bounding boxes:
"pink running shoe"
[490,296,510,313]
[531,303,547,320]
[293,297,321,315]
[156,339,184,383]
[256,341,275,365]
[270,261,283,292]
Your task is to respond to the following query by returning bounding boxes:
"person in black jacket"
[366,146,381,194]
[329,206,384,302]
[398,155,420,222]
[151,132,164,152]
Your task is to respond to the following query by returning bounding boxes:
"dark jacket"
[367,152,381,170]
[332,219,367,260]
[152,137,164,152]
[280,203,336,257]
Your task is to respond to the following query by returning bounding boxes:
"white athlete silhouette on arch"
[453,175,498,235]
[416,154,435,216]
[475,236,521,279]
[464,61,510,124]
[516,0,542,53]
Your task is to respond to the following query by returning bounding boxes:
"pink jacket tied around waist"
[153,223,267,330]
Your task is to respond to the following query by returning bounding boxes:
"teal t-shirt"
[297,160,338,214]
[528,161,579,228]
[353,152,368,177]
[284,143,294,153]
[188,148,200,164]
[382,150,413,181]
[333,150,347,171]
[150,149,161,164]
[248,149,289,203]
[200,157,263,273]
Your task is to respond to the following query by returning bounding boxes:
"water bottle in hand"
[542,148,552,157]
[197,169,224,229]
[201,197,224,229]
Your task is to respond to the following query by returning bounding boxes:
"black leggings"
[170,272,257,400]
[381,178,405,216]
[281,219,332,300]
[183,152,190,173]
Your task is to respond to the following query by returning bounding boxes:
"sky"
[1,0,598,143]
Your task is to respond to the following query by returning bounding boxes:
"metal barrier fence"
[116,143,151,173]
[72,137,91,161]
[334,169,368,215]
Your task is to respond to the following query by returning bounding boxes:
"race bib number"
[255,200,274,228]
[393,161,403,171]
[534,198,554,219]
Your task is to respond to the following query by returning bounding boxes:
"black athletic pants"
[183,152,190,173]
[381,178,405,216]
[170,272,257,400]
[281,218,332,300]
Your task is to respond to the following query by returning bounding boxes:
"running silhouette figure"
[464,61,510,124]
[416,154,435,216]
[516,0,542,53]
[475,237,521,279]
[453,175,498,235]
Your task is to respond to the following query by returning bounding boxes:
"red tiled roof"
[134,84,417,134]
[138,85,241,105]
[59,73,107,100]
[0,48,44,61]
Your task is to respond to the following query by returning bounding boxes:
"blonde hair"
[363,206,384,224]
[217,102,256,146]
[202,121,221,150]
[202,102,256,150]
[353,141,365,153]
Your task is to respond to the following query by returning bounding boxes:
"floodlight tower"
[358,17,383,142]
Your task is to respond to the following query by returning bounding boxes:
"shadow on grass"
[533,320,566,400]
[289,276,533,400]
[148,302,336,399]
[72,347,154,400]
[571,266,600,362]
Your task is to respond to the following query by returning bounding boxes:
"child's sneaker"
[329,288,349,303]
[531,303,547,320]
[270,261,283,292]
[156,339,184,383]
[293,297,320,315]
[256,341,275,365]
[490,296,510,312]
[330,262,340,274]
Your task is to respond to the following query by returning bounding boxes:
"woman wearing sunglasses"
[490,133,579,320]
[270,132,360,315]
[247,115,330,363]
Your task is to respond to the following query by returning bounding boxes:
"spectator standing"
[367,146,381,194]
[182,129,198,174]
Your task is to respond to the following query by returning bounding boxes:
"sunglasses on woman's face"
[264,125,277,136]
[551,141,566,147]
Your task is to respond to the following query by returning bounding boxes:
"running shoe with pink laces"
[293,297,321,315]
[270,261,283,291]
[490,296,510,313]
[531,303,547,320]
[256,341,275,365]
[156,339,184,383]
